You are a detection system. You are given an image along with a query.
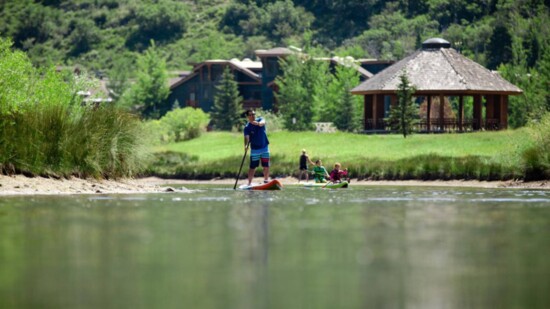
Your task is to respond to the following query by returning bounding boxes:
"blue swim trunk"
[250,147,270,168]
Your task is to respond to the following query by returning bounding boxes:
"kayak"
[303,181,349,189]
[238,179,283,190]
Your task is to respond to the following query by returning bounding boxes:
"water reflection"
[0,187,549,308]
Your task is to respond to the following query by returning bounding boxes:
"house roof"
[331,56,374,79]
[170,59,262,90]
[255,47,293,57]
[351,38,523,95]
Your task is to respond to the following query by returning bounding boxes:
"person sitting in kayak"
[312,160,330,183]
[329,163,348,183]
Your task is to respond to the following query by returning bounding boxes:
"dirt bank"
[1,175,549,196]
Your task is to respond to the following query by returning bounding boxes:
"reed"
[0,39,149,178]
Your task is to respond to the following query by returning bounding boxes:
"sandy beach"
[1,174,549,196]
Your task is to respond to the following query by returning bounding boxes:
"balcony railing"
[364,118,494,132]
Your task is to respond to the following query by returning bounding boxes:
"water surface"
[1,186,549,308]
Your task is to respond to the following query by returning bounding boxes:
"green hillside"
[1,0,548,72]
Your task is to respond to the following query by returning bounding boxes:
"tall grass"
[521,114,550,180]
[0,38,148,178]
[0,102,148,178]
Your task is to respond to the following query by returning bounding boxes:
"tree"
[332,65,362,132]
[107,56,133,106]
[126,0,190,51]
[389,72,418,138]
[211,66,243,131]
[124,41,169,119]
[486,24,513,70]
[276,54,323,131]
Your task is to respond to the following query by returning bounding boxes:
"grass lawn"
[149,129,532,180]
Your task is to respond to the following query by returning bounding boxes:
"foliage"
[388,72,418,138]
[276,54,317,131]
[107,56,133,105]
[153,107,210,143]
[220,0,314,46]
[255,109,284,132]
[331,64,362,132]
[211,66,243,131]
[122,41,169,119]
[1,0,549,129]
[126,0,190,51]
[521,112,550,180]
[0,38,148,177]
[486,24,513,70]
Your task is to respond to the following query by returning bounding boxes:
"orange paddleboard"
[238,179,283,190]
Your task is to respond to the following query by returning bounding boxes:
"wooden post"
[458,95,464,132]
[500,95,508,130]
[364,95,374,130]
[372,94,378,130]
[493,95,501,130]
[473,95,482,130]
[427,96,432,132]
[376,94,385,130]
[439,94,445,132]
[485,95,494,130]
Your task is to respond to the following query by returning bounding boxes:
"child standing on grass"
[329,162,348,183]
[313,160,330,183]
[298,149,314,183]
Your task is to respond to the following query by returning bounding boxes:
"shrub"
[256,109,284,132]
[155,107,210,143]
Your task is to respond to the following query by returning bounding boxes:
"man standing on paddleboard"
[243,109,270,186]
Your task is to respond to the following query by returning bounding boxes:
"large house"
[167,47,392,114]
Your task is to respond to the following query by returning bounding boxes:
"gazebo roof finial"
[422,38,451,50]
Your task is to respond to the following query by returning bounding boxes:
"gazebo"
[351,38,523,133]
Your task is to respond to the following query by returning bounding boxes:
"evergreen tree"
[332,65,361,132]
[276,54,317,131]
[389,72,418,138]
[487,24,513,70]
[211,66,242,131]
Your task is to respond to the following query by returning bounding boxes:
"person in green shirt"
[312,159,330,183]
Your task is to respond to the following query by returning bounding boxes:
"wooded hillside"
[1,0,548,70]
[1,0,549,128]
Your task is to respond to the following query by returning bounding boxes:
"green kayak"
[303,181,349,189]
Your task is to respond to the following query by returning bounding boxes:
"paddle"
[321,181,333,189]
[234,141,250,190]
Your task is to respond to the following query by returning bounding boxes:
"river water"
[1,185,549,308]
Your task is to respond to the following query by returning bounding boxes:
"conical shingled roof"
[351,39,522,95]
